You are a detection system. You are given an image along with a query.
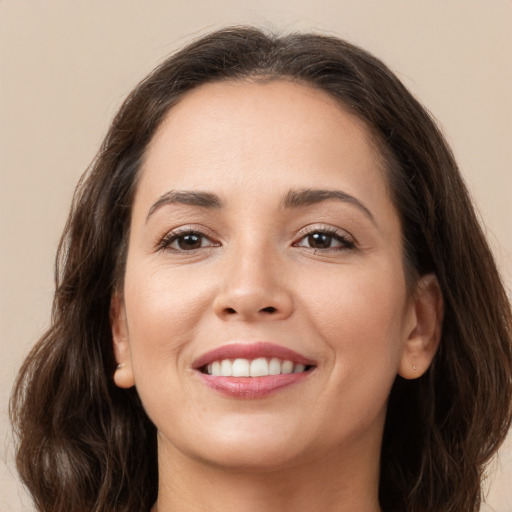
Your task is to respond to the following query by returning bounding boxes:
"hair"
[10,26,512,512]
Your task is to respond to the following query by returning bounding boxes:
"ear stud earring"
[113,362,134,388]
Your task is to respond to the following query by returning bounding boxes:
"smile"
[193,342,317,398]
[203,357,309,377]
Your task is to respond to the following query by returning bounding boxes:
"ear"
[398,274,443,380]
[110,292,135,388]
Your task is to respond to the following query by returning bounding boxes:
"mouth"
[193,342,316,398]
[199,357,314,377]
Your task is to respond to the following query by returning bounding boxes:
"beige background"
[1,1,511,510]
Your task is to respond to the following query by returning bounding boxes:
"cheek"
[121,264,216,428]
[304,264,408,433]
[122,264,213,372]
[300,259,408,371]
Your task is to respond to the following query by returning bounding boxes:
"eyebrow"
[146,190,222,222]
[146,187,375,225]
[282,188,375,224]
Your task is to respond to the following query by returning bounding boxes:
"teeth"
[232,358,250,377]
[268,357,281,375]
[250,357,269,377]
[220,359,232,377]
[281,360,294,374]
[293,363,305,373]
[207,358,309,377]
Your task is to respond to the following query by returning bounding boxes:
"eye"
[294,228,355,251]
[158,229,219,252]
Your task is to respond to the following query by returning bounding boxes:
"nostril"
[220,306,279,317]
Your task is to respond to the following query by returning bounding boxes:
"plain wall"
[1,1,511,510]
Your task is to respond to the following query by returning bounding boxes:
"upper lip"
[192,342,316,370]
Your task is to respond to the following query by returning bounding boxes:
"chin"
[196,441,307,473]
[165,421,314,473]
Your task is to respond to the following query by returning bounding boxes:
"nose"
[212,243,294,322]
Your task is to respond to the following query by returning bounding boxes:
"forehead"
[139,80,388,195]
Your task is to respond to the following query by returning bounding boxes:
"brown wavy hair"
[10,26,512,512]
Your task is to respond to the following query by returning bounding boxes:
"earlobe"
[398,274,444,380]
[110,292,136,388]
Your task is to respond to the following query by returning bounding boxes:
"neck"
[151,436,382,512]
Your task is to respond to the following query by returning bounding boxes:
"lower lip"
[197,371,312,398]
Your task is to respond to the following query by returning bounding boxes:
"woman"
[10,26,512,512]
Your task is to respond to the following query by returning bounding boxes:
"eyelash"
[157,226,356,253]
[293,226,355,252]
[157,227,220,252]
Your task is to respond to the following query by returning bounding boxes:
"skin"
[111,80,442,512]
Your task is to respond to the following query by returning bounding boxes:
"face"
[112,80,435,472]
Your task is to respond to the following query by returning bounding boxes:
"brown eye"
[307,233,333,249]
[159,230,219,252]
[177,234,203,250]
[294,229,355,251]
